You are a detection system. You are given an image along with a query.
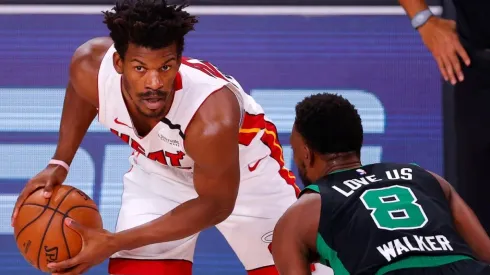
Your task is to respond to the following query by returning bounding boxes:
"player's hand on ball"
[418,16,471,85]
[48,218,116,275]
[11,164,68,226]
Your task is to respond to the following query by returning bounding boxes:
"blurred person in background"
[398,0,490,236]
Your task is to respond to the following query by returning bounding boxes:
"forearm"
[398,0,429,18]
[52,82,97,165]
[113,197,232,251]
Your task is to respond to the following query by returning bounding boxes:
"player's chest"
[109,121,193,170]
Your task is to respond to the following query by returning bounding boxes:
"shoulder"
[183,86,241,161]
[185,86,241,140]
[277,192,321,230]
[179,57,231,86]
[426,170,453,201]
[70,37,114,106]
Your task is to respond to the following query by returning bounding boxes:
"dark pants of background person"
[453,45,490,236]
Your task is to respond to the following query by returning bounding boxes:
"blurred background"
[0,0,454,274]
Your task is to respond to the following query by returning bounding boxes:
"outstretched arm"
[272,192,321,275]
[398,0,470,84]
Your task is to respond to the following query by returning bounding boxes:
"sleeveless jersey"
[96,45,296,188]
[300,163,475,275]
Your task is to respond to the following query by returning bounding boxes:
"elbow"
[206,199,236,225]
[214,206,234,224]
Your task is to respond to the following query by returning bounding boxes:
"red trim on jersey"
[247,265,279,275]
[240,113,300,196]
[108,258,192,275]
[173,72,183,91]
[181,57,228,81]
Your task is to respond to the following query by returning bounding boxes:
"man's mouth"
[142,98,165,110]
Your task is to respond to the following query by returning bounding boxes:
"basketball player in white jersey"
[9,1,310,274]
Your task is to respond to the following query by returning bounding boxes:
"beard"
[298,163,313,187]
[136,89,170,118]
[135,102,167,118]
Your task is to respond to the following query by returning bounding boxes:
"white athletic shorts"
[110,153,299,271]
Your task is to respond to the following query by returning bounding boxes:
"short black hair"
[103,0,198,58]
[294,93,363,155]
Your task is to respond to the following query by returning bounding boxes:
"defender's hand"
[418,17,471,85]
[11,164,68,226]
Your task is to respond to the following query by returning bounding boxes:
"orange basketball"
[13,185,103,272]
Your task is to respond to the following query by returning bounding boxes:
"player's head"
[290,93,363,186]
[103,0,198,118]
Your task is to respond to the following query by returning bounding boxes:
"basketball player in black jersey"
[271,93,490,275]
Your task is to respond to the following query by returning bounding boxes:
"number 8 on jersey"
[360,185,429,231]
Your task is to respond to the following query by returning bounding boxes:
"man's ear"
[113,52,123,74]
[304,145,314,168]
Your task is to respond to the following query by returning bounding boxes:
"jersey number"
[359,185,428,231]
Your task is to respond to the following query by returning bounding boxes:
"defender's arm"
[429,171,490,263]
[272,192,321,275]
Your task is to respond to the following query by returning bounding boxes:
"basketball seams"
[60,206,100,259]
[36,187,76,270]
[14,186,102,273]
[22,203,99,215]
[22,203,100,261]
[14,193,56,241]
[61,214,71,259]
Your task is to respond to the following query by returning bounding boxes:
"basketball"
[13,185,103,272]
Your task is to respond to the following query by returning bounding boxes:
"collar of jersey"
[328,165,363,175]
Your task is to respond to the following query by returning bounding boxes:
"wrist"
[48,159,70,173]
[107,232,123,254]
[52,151,75,166]
[417,16,437,33]
[411,9,434,30]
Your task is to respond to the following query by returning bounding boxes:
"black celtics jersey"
[300,163,475,275]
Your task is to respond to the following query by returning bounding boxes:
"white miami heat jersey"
[97,45,296,187]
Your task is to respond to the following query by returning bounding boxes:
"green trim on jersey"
[305,184,320,193]
[299,184,320,197]
[316,234,350,275]
[375,255,473,275]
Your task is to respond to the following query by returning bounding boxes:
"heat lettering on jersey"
[111,129,145,154]
[332,168,413,197]
[111,129,186,168]
[377,235,453,262]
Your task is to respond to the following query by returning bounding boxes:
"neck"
[326,162,362,175]
[322,153,362,175]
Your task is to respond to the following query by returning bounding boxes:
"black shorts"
[386,259,490,275]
